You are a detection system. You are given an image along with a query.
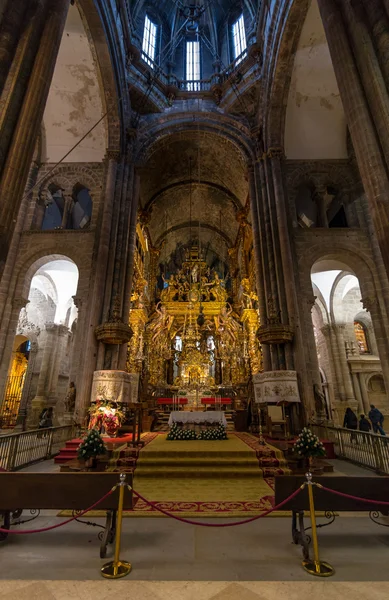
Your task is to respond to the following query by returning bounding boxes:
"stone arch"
[75,0,128,152]
[136,112,254,166]
[14,252,86,305]
[262,0,310,147]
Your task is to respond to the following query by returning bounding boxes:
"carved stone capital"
[361,296,377,313]
[72,295,84,309]
[105,149,120,162]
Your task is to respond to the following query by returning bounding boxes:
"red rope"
[0,488,114,535]
[131,486,303,527]
[319,485,389,506]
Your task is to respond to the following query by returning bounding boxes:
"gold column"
[126,309,147,374]
[241,308,262,375]
[0,0,70,260]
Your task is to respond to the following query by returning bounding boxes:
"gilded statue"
[148,302,174,344]
[161,274,178,302]
[240,278,258,310]
[131,276,148,308]
[210,273,228,302]
[214,304,240,344]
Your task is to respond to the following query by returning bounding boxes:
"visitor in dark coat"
[359,414,371,432]
[369,405,386,436]
[343,407,358,430]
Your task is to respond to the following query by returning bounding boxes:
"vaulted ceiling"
[140,129,249,261]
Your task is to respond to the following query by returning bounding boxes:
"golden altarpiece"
[126,216,263,406]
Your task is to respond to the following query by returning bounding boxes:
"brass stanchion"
[302,469,335,577]
[101,473,132,579]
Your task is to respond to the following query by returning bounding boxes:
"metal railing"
[312,424,389,475]
[0,425,76,471]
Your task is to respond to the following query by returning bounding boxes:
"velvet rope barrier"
[130,485,304,527]
[317,484,389,506]
[0,488,115,535]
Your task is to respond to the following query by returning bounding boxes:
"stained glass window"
[354,321,369,354]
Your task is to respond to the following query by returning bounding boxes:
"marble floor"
[1,459,388,598]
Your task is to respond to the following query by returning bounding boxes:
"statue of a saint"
[149,303,174,344]
[161,274,178,301]
[65,381,76,413]
[210,273,227,302]
[240,278,258,310]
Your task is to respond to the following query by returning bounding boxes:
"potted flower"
[293,427,326,472]
[77,429,107,469]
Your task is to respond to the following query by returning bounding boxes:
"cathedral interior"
[1,0,389,434]
[3,0,389,592]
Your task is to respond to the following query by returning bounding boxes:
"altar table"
[168,411,227,427]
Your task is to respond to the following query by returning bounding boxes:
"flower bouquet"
[77,429,107,468]
[293,427,326,470]
[88,400,124,437]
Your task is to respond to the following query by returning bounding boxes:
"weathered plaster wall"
[42,3,106,163]
[284,0,347,159]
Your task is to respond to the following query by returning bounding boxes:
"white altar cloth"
[168,411,227,427]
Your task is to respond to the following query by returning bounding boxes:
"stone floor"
[1,459,388,598]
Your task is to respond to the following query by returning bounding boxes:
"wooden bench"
[275,475,389,560]
[0,472,133,558]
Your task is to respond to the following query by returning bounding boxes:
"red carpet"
[54,434,135,464]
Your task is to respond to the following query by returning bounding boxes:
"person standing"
[368,405,386,436]
[343,407,358,429]
[359,414,371,432]
[343,407,358,443]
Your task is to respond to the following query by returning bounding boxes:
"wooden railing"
[0,425,76,471]
[312,424,389,475]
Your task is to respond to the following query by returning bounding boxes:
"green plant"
[293,427,326,459]
[78,429,107,461]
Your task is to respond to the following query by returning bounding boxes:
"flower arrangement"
[88,399,124,437]
[77,429,107,461]
[198,424,228,440]
[167,423,228,441]
[293,427,326,459]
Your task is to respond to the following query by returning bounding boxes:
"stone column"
[317,0,389,281]
[332,324,356,403]
[351,371,364,413]
[362,0,389,90]
[0,0,29,96]
[48,325,69,402]
[27,322,58,427]
[0,1,46,177]
[359,373,371,414]
[313,187,328,228]
[75,152,119,419]
[321,324,346,402]
[0,0,70,262]
[341,0,389,171]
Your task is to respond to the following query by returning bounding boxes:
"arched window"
[71,184,92,229]
[142,14,158,67]
[232,14,247,64]
[41,184,64,230]
[354,321,370,354]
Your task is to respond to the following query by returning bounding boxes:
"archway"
[0,257,79,429]
[310,258,385,423]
